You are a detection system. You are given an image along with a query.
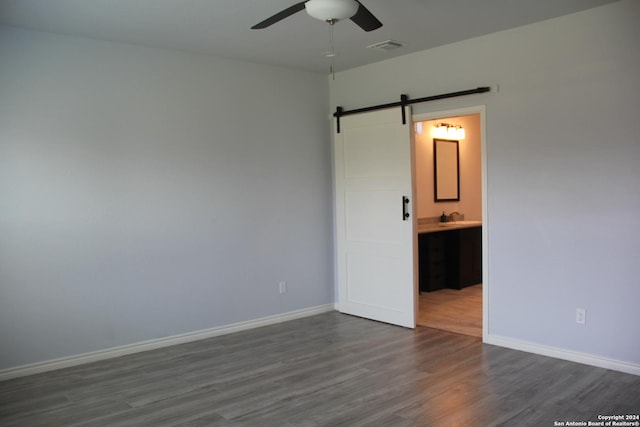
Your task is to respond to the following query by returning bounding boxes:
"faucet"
[448,211,461,222]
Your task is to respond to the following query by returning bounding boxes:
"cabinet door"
[458,227,482,288]
[419,233,447,292]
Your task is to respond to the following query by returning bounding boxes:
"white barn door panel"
[334,108,416,328]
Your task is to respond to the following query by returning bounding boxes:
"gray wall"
[330,0,640,365]
[0,27,333,369]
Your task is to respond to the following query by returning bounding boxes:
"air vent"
[366,40,405,51]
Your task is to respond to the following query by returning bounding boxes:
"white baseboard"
[485,334,640,376]
[0,304,335,382]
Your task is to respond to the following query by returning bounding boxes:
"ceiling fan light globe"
[305,0,359,22]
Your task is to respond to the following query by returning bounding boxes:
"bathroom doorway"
[413,107,486,338]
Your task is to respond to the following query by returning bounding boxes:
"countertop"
[417,220,482,234]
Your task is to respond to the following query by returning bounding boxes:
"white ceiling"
[0,0,618,73]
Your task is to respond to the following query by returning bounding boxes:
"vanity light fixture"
[434,123,465,140]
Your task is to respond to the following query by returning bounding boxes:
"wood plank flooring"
[1,312,639,426]
[418,284,482,337]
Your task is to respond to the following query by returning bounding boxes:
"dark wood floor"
[1,312,638,426]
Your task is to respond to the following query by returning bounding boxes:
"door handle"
[402,196,410,221]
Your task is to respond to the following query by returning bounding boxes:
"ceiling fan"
[251,0,382,31]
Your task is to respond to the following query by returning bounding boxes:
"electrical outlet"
[279,281,287,294]
[576,308,586,325]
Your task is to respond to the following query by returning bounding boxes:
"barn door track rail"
[333,86,490,133]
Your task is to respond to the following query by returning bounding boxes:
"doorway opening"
[412,107,486,338]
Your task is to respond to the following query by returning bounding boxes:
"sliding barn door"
[333,108,416,328]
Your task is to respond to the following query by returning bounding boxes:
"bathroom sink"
[419,220,482,234]
[437,221,482,227]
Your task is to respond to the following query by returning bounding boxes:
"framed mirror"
[434,138,460,202]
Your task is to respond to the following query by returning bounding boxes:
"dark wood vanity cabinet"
[419,226,482,292]
[418,231,447,292]
[452,226,483,289]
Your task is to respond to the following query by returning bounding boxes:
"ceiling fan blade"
[251,1,308,29]
[350,1,382,32]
